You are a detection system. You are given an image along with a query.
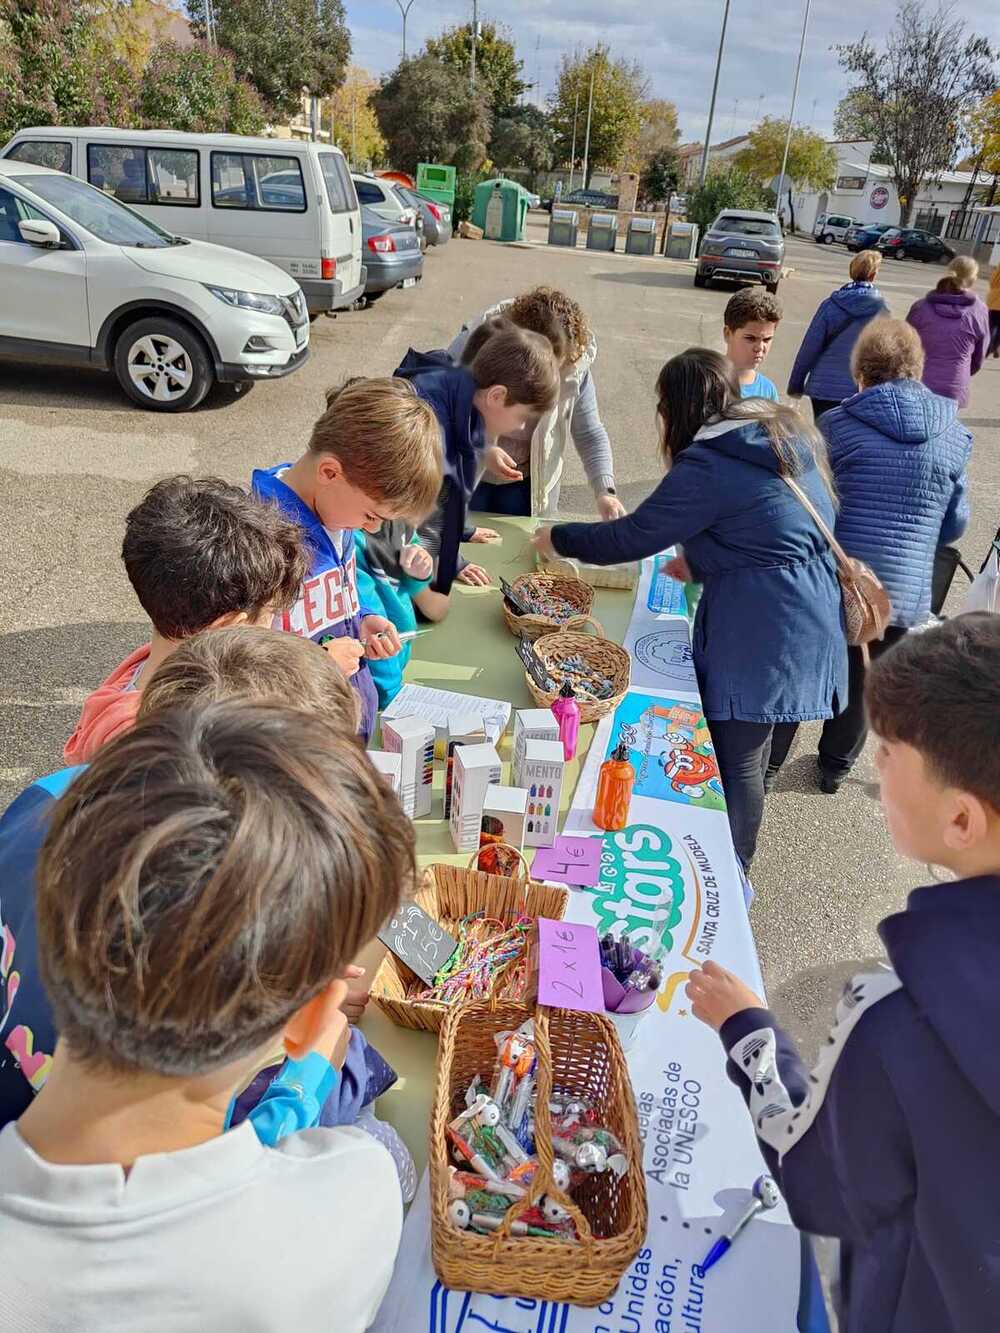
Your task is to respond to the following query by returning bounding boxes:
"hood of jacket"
[839,376,959,444]
[693,416,812,475]
[829,284,887,322]
[393,351,481,496]
[880,877,1000,1116]
[926,289,978,319]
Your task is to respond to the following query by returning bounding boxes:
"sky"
[344,0,1000,146]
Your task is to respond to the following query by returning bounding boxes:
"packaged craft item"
[381,715,434,818]
[512,708,560,787]
[367,750,402,795]
[478,785,528,875]
[592,742,634,831]
[444,712,486,820]
[521,738,565,848]
[550,682,580,760]
[449,742,502,852]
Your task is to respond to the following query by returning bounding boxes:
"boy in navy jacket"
[687,614,1000,1332]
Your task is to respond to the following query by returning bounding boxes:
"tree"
[374,54,491,176]
[687,167,771,238]
[323,66,385,168]
[836,1,995,226]
[639,147,680,205]
[736,117,836,231]
[424,21,526,119]
[187,0,350,118]
[833,89,890,159]
[138,40,266,134]
[967,89,1000,205]
[549,45,647,186]
[631,97,680,169]
[489,105,556,187]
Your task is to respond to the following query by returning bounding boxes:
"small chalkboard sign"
[500,576,533,616]
[516,635,555,691]
[377,902,458,985]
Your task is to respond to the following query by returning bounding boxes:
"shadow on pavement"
[0,364,251,414]
[592,269,698,290]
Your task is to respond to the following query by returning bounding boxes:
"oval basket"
[523,628,630,724]
[502,574,596,642]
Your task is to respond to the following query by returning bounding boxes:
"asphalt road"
[1,223,997,1066]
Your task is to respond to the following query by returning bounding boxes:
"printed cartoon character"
[0,912,18,1035]
[657,733,719,799]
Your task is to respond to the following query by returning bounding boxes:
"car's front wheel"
[694,270,707,288]
[114,317,213,411]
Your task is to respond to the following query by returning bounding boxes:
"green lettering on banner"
[582,824,685,955]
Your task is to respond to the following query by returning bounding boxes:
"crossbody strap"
[781,474,852,575]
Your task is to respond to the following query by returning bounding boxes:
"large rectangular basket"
[430,999,648,1305]
[369,860,569,1034]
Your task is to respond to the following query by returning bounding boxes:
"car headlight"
[204,285,285,316]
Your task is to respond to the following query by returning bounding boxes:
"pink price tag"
[536,917,606,1013]
[530,836,603,887]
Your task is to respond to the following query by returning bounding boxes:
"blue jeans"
[707,718,800,870]
[470,476,532,516]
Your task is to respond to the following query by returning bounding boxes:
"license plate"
[402,277,417,288]
[728,247,756,257]
[294,324,307,347]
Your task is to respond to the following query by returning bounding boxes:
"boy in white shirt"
[0,699,415,1332]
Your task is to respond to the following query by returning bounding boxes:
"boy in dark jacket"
[687,613,1000,1333]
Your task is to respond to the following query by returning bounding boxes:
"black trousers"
[809,396,841,423]
[707,718,801,871]
[989,310,1000,357]
[818,627,909,778]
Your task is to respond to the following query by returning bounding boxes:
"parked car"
[1,128,364,317]
[694,210,784,293]
[394,185,451,246]
[352,173,417,228]
[876,227,956,263]
[813,212,856,244]
[359,205,422,306]
[844,222,893,252]
[544,188,619,213]
[0,158,309,410]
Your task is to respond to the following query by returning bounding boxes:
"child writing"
[1,699,415,1330]
[686,613,1000,1332]
[64,475,307,761]
[722,287,782,399]
[252,377,443,740]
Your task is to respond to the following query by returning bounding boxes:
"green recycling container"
[416,162,456,207]
[471,178,531,242]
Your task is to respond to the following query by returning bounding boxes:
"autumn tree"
[549,45,647,186]
[374,54,491,176]
[424,21,526,119]
[966,90,1000,205]
[630,97,680,170]
[836,1,995,226]
[736,117,836,231]
[322,67,385,168]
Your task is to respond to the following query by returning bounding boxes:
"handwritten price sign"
[536,917,605,1013]
[530,835,603,887]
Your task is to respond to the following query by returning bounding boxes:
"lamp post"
[395,0,416,59]
[470,0,478,89]
[699,0,731,187]
[581,63,595,191]
[775,0,812,228]
[567,81,580,193]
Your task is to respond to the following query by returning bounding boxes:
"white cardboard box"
[522,738,565,847]
[381,715,435,819]
[479,783,529,872]
[512,708,560,787]
[450,742,502,852]
[443,711,486,820]
[368,750,402,795]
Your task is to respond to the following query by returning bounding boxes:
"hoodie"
[820,378,971,626]
[907,288,991,407]
[250,466,379,742]
[788,282,890,402]
[63,644,149,763]
[719,875,1000,1332]
[551,418,847,722]
[353,524,431,709]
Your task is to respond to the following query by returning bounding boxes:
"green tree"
[489,105,556,188]
[833,89,890,159]
[138,40,266,134]
[639,147,680,205]
[424,21,526,119]
[549,45,647,186]
[630,97,680,171]
[736,117,836,231]
[187,0,350,118]
[967,89,1000,205]
[374,54,491,176]
[687,167,771,238]
[837,1,995,226]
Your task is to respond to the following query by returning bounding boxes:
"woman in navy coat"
[533,349,848,871]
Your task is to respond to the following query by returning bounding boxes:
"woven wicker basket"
[430,999,648,1304]
[502,574,596,642]
[369,852,568,1034]
[524,627,631,724]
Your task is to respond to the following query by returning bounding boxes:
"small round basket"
[502,574,596,642]
[523,627,630,723]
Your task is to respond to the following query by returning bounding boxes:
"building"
[677,135,751,186]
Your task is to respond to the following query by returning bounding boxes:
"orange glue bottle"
[592,742,634,831]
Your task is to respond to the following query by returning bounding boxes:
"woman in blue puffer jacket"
[788,250,890,420]
[816,319,971,792]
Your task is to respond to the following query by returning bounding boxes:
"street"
[1,224,997,1062]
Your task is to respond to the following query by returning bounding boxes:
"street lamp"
[699,0,731,187]
[395,0,416,60]
[775,0,812,227]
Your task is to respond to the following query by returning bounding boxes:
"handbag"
[781,474,892,647]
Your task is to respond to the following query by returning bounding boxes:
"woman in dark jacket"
[788,250,890,420]
[816,320,971,791]
[532,349,848,871]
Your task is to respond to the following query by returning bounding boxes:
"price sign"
[531,835,603,887]
[377,902,458,985]
[536,917,605,1012]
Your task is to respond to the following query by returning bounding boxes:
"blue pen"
[697,1175,780,1275]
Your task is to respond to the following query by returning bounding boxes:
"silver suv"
[695,211,784,294]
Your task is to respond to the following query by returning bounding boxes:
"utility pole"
[775,0,812,228]
[351,90,357,167]
[699,0,731,186]
[395,0,416,60]
[470,0,478,90]
[581,62,595,190]
[568,81,580,192]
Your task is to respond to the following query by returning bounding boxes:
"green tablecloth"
[357,515,633,1175]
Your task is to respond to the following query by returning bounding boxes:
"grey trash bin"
[586,212,617,252]
[625,216,657,256]
[548,208,579,248]
[665,221,699,260]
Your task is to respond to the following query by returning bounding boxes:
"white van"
[813,213,856,245]
[1,128,364,316]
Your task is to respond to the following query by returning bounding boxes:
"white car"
[813,212,856,245]
[0,158,309,411]
[351,173,418,229]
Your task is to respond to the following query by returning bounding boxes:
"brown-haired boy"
[64,475,308,762]
[723,287,783,400]
[253,377,443,740]
[686,613,1000,1332]
[2,701,414,1328]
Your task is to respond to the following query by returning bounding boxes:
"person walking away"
[813,321,971,793]
[987,259,1000,358]
[531,350,847,873]
[788,250,890,422]
[906,256,991,408]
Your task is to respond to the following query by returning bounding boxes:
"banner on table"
[372,559,812,1333]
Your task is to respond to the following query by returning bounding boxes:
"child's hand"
[530,526,557,561]
[323,637,365,677]
[665,554,693,583]
[341,963,369,1022]
[685,960,764,1032]
[361,615,402,658]
[485,445,523,482]
[399,544,433,580]
[596,494,626,521]
[456,563,492,587]
[468,526,501,544]
[325,1011,351,1070]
